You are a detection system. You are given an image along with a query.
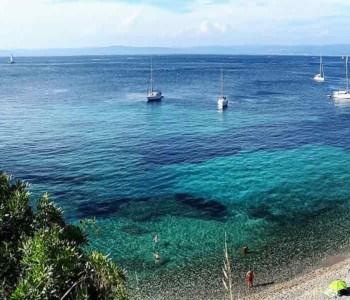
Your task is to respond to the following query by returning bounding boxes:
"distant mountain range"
[2,44,350,56]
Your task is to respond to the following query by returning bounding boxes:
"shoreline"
[130,242,350,300]
[243,255,350,300]
[121,199,350,300]
[103,199,350,300]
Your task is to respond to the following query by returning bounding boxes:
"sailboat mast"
[320,55,324,77]
[221,68,224,97]
[150,58,154,93]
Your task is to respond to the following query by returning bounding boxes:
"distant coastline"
[2,44,350,57]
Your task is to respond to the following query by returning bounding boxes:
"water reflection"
[333,98,350,109]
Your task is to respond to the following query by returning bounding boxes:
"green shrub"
[0,173,128,300]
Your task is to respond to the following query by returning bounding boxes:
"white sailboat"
[147,58,163,101]
[217,68,228,109]
[332,55,350,99]
[314,55,324,82]
[8,54,14,64]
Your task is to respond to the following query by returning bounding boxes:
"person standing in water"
[242,245,249,256]
[246,270,254,288]
[152,235,160,265]
[153,252,160,264]
[153,235,158,244]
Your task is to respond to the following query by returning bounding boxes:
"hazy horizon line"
[3,43,350,51]
[2,44,350,57]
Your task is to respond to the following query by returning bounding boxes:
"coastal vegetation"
[0,172,128,300]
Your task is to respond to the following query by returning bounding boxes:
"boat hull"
[218,97,228,109]
[147,91,163,101]
[332,91,350,99]
[314,74,324,82]
[147,95,163,101]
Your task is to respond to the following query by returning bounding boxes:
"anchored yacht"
[332,55,350,99]
[8,54,14,64]
[147,58,163,102]
[314,55,324,82]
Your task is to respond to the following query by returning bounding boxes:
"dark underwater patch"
[139,114,350,167]
[76,194,228,222]
[77,197,135,219]
[174,193,228,220]
[140,134,241,166]
[120,225,150,236]
[243,191,348,224]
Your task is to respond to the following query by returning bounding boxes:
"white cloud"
[200,21,228,34]
[0,0,349,48]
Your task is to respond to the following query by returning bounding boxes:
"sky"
[0,0,350,49]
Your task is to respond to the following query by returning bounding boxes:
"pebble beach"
[245,256,350,300]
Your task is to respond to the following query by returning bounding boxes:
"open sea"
[1,55,350,299]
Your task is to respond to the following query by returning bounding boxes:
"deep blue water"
[2,55,350,297]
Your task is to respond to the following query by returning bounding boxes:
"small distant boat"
[8,54,14,64]
[314,55,324,82]
[147,58,163,102]
[217,68,228,109]
[332,55,350,99]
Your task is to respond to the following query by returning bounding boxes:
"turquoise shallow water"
[86,145,350,296]
[166,145,350,204]
[1,55,350,298]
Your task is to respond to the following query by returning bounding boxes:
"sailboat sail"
[9,54,14,64]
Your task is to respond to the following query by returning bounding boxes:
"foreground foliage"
[0,173,128,300]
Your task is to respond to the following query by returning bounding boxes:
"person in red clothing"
[246,270,254,288]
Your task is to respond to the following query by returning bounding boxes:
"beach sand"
[244,256,350,300]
